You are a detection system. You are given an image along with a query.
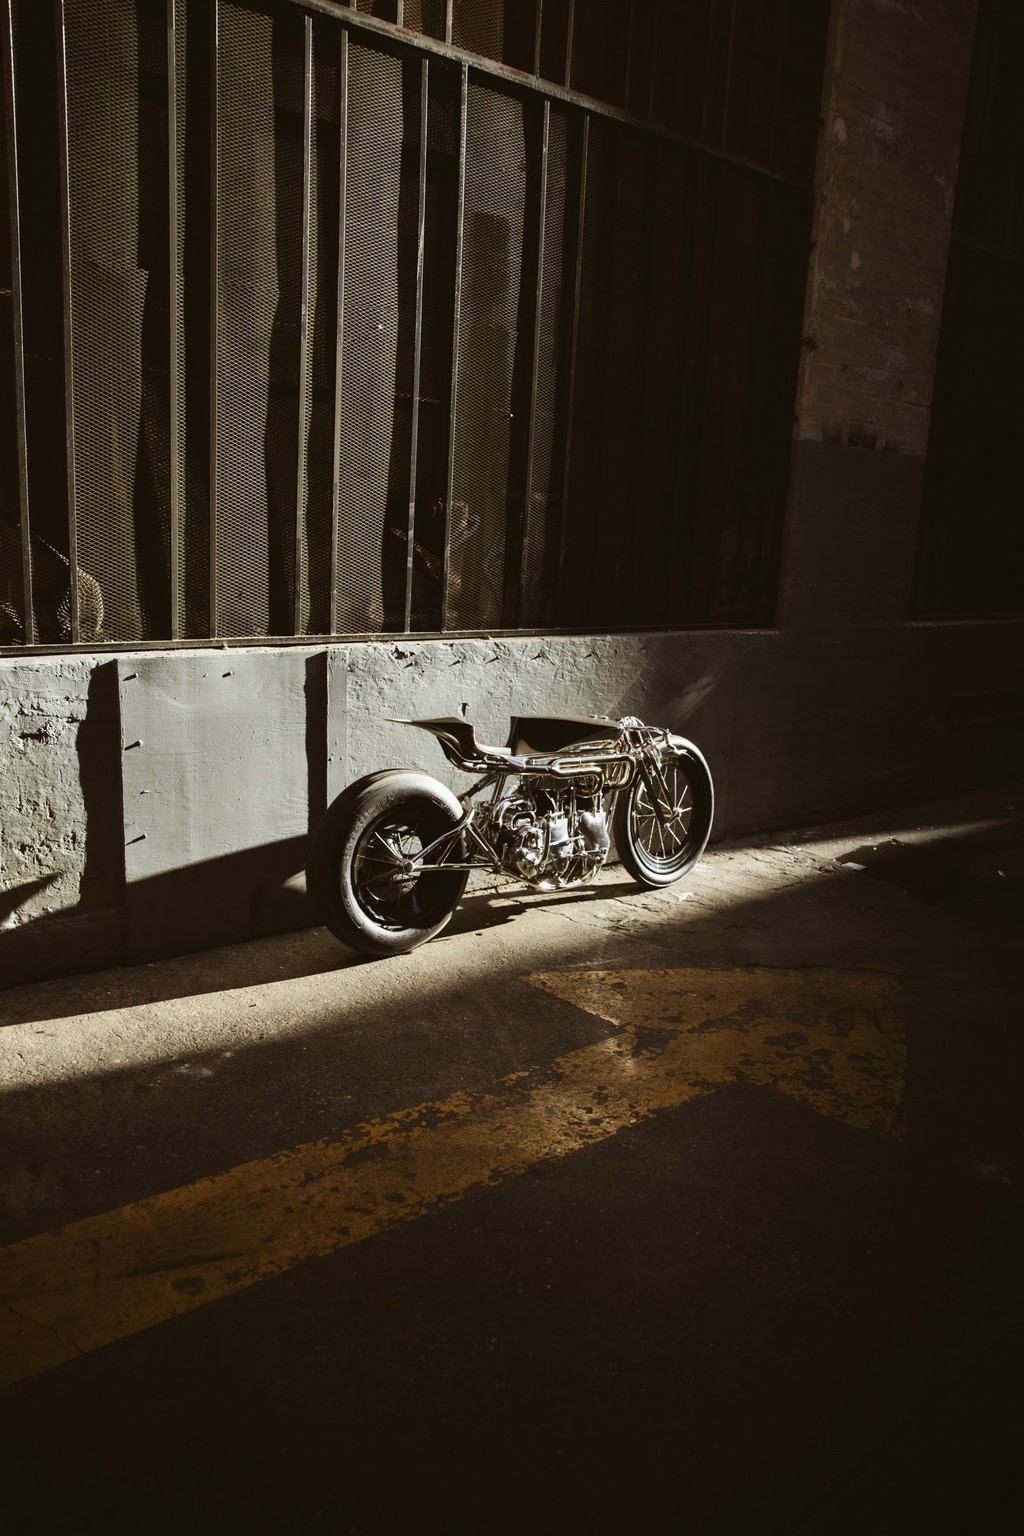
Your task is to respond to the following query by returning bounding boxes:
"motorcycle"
[307,713,714,957]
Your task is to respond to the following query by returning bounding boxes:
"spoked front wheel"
[308,770,468,957]
[613,744,714,888]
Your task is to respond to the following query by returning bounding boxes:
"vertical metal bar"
[209,0,219,636]
[721,0,737,148]
[2,0,34,642]
[403,55,429,634]
[294,14,314,636]
[647,0,660,121]
[444,0,453,47]
[623,0,636,111]
[564,0,574,88]
[533,0,543,78]
[395,0,404,29]
[167,0,182,639]
[555,111,588,607]
[329,25,348,638]
[53,0,79,642]
[700,0,718,144]
[518,98,549,626]
[440,61,467,633]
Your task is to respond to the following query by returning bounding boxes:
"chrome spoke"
[630,757,701,870]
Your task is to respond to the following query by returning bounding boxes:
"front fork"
[634,740,674,833]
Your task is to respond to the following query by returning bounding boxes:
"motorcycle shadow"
[441,878,643,941]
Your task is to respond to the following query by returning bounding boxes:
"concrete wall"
[3,0,1021,988]
[4,603,1020,987]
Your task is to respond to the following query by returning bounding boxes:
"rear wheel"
[308,771,468,957]
[613,746,713,888]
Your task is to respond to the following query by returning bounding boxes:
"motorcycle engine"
[487,782,611,887]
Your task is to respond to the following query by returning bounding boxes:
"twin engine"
[482,779,611,888]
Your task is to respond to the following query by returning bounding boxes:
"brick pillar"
[727,0,982,828]
[795,0,978,460]
[780,0,978,633]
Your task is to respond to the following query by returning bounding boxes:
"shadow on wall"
[0,874,59,927]
[1,653,329,989]
[0,833,317,990]
[124,834,314,964]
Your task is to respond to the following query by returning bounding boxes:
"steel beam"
[53,0,79,642]
[2,0,34,641]
[441,61,467,633]
[404,54,429,633]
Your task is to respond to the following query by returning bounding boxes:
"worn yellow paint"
[529,965,905,1139]
[0,965,902,1390]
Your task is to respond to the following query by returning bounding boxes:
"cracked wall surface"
[1,662,96,926]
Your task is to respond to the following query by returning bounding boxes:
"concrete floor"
[1,781,1022,1533]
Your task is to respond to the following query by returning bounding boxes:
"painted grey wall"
[118,652,322,961]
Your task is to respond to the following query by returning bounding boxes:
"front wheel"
[613,742,714,888]
[307,770,468,957]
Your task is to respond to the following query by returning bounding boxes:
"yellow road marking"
[530,965,905,1138]
[0,966,902,1390]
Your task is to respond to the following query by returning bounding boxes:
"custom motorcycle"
[307,714,713,957]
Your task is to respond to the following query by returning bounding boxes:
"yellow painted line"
[529,965,905,1139]
[0,966,902,1390]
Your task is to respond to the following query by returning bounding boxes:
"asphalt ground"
[1,781,1022,1533]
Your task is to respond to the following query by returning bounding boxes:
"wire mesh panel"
[174,0,214,639]
[303,17,342,636]
[411,0,451,44]
[407,57,460,630]
[4,1,69,645]
[557,112,614,627]
[351,0,399,22]
[334,39,408,633]
[0,0,829,651]
[537,0,570,86]
[609,130,687,628]
[62,0,166,643]
[169,0,185,637]
[451,0,536,72]
[0,0,29,645]
[518,103,569,629]
[446,77,527,629]
[585,124,661,628]
[569,0,628,110]
[215,0,303,637]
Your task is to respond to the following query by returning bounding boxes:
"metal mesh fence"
[0,0,828,651]
[408,55,459,630]
[64,0,154,643]
[447,77,524,630]
[519,103,568,630]
[334,38,405,632]
[0,0,24,645]
[305,19,342,636]
[4,1,69,645]
[215,1,276,637]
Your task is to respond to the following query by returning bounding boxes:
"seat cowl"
[392,717,502,764]
[507,715,620,757]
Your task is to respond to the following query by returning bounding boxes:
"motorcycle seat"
[506,715,620,757]
[398,714,621,769]
[397,717,505,765]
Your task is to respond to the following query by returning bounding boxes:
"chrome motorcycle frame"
[381,716,685,887]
